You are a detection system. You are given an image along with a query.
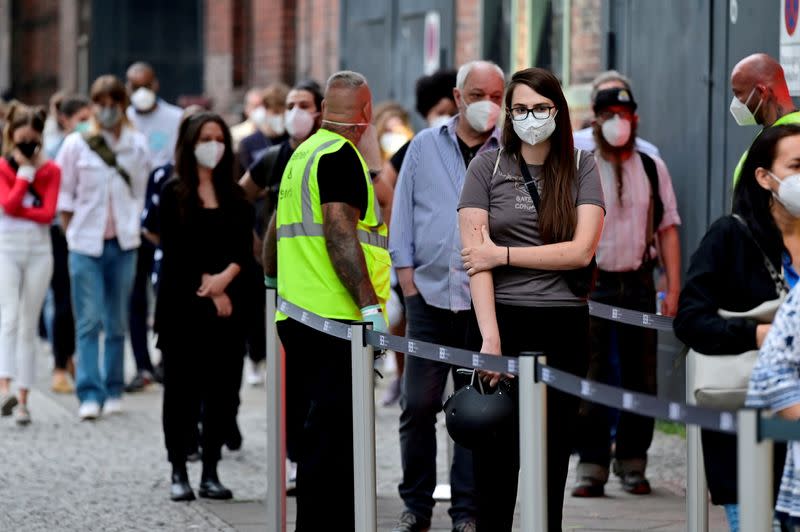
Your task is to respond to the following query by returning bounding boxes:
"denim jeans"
[723,504,739,532]
[398,294,477,524]
[69,240,137,405]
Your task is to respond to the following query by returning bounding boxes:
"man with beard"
[571,86,682,497]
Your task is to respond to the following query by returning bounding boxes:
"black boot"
[199,462,233,500]
[170,464,195,502]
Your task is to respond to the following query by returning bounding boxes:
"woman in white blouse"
[55,75,150,420]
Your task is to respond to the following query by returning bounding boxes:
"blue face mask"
[74,121,91,134]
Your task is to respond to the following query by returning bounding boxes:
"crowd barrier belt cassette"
[276,295,739,434]
[588,300,674,331]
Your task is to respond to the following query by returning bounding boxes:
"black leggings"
[468,303,590,532]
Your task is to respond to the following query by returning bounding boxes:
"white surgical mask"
[769,171,800,217]
[513,112,557,146]
[730,87,763,127]
[130,87,157,112]
[464,100,500,133]
[429,115,452,129]
[267,113,285,136]
[250,106,268,127]
[380,132,408,156]
[285,108,315,140]
[97,106,121,130]
[194,140,226,169]
[601,115,632,147]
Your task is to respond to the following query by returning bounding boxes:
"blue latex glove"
[360,304,388,334]
[264,275,277,289]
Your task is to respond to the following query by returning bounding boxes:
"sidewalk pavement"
[0,343,728,531]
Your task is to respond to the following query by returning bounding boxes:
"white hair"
[456,61,505,91]
[326,70,368,92]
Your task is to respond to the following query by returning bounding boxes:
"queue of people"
[3,48,800,531]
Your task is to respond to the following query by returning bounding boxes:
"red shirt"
[0,157,61,225]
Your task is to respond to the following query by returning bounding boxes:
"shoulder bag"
[689,214,789,409]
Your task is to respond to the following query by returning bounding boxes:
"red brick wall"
[11,0,61,105]
[251,0,296,87]
[455,0,480,67]
[570,0,603,84]
[205,0,236,114]
[294,0,339,86]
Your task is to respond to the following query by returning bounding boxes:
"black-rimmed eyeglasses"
[508,105,557,121]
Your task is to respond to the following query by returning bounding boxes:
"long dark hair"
[174,112,241,219]
[503,68,576,243]
[733,124,800,259]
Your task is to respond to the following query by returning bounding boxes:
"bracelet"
[506,246,510,266]
[360,304,382,316]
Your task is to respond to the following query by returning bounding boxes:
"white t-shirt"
[127,100,183,168]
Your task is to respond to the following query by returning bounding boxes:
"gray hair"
[590,70,633,102]
[456,61,505,91]
[326,70,368,92]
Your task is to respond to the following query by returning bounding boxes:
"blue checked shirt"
[389,115,501,311]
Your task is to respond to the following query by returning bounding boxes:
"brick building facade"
[1,0,604,121]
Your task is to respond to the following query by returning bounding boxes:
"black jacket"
[674,214,785,505]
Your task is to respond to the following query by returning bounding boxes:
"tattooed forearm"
[263,211,278,277]
[321,202,379,309]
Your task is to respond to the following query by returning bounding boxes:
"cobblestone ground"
[1,345,726,531]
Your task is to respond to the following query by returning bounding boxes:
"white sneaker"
[79,401,101,421]
[103,398,123,415]
[246,359,265,386]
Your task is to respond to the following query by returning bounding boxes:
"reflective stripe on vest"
[276,139,388,249]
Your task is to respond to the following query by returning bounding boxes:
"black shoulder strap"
[518,156,541,211]
[638,152,663,228]
[732,214,790,295]
[82,133,132,188]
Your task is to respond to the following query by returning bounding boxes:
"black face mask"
[17,141,40,159]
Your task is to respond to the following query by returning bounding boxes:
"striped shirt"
[389,115,501,311]
[747,276,800,519]
[594,152,681,272]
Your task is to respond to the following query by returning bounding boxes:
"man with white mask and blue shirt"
[389,60,504,532]
[572,86,682,499]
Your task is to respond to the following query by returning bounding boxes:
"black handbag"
[518,150,597,298]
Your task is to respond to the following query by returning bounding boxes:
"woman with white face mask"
[155,112,253,502]
[457,67,605,530]
[676,125,800,531]
[55,75,150,421]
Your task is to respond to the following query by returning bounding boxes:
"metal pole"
[351,323,377,532]
[265,288,286,532]
[519,352,547,532]
[738,410,773,532]
[434,373,454,501]
[685,352,708,532]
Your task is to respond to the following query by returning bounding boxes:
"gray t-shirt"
[458,148,604,307]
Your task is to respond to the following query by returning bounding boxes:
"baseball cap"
[593,87,637,113]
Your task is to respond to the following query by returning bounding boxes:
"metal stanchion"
[738,410,773,532]
[434,373,454,501]
[350,323,377,532]
[685,353,708,532]
[519,352,547,532]
[265,288,286,532]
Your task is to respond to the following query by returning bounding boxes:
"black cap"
[593,87,637,113]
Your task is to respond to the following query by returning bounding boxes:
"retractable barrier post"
[519,352,547,532]
[737,410,773,532]
[265,288,286,532]
[350,323,377,532]
[685,353,708,532]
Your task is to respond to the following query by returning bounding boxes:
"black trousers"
[468,303,590,532]
[50,225,74,369]
[576,269,656,469]
[277,317,355,532]
[161,333,244,465]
